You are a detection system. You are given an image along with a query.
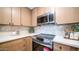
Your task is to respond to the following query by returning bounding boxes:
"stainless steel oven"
[32,33,55,51]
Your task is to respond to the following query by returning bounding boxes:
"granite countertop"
[53,36,79,48]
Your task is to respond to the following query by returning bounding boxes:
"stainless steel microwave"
[37,13,54,25]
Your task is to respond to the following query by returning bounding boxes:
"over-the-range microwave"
[37,13,55,25]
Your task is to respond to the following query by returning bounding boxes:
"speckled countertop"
[0,32,79,48]
[0,32,40,43]
[53,36,79,48]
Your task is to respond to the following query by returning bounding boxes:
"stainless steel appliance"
[37,13,54,25]
[32,33,55,51]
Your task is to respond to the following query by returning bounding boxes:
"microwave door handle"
[47,14,49,22]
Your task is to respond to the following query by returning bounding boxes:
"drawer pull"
[59,46,62,49]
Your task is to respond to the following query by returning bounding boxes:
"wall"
[34,24,72,36]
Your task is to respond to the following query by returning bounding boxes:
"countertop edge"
[53,36,79,48]
[0,33,40,43]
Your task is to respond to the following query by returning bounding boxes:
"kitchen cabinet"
[0,39,26,51]
[0,37,32,51]
[55,7,79,24]
[21,8,31,26]
[12,8,21,25]
[53,42,77,51]
[24,37,32,51]
[37,7,54,16]
[32,8,38,26]
[76,48,79,51]
[0,7,11,24]
[37,7,50,16]
[0,7,31,26]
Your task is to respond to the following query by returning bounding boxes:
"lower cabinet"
[53,43,77,51]
[76,48,79,51]
[24,37,32,51]
[0,37,32,51]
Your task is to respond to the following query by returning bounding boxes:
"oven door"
[43,38,52,45]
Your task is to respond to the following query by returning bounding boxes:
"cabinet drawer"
[54,43,77,51]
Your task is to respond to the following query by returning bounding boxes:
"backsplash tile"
[0,25,29,34]
[0,24,75,36]
[34,24,73,36]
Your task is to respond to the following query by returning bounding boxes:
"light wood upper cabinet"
[0,8,11,24]
[37,7,49,16]
[55,7,79,24]
[37,7,54,16]
[32,8,38,26]
[12,8,21,25]
[21,8,31,26]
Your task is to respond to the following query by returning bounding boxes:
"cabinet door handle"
[59,46,62,49]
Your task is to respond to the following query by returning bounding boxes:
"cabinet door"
[0,39,26,51]
[9,39,26,51]
[24,37,32,51]
[37,7,49,16]
[55,7,79,24]
[53,43,77,51]
[76,48,79,51]
[0,7,11,24]
[12,7,21,25]
[32,8,37,26]
[21,8,31,26]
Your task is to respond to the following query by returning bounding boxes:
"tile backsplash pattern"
[34,24,73,36]
[0,25,29,34]
[0,24,74,36]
